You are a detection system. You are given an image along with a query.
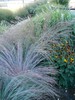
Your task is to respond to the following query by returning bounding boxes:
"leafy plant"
[50,21,75,88]
[48,9,72,27]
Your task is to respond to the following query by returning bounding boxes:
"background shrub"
[51,0,69,6]
[16,7,29,18]
[16,4,37,18]
[0,9,15,22]
[16,0,48,18]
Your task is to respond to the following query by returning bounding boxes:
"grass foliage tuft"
[0,39,57,99]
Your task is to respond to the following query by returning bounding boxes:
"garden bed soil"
[58,87,75,100]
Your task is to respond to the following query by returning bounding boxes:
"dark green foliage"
[52,0,69,6]
[0,9,15,22]
[58,0,69,5]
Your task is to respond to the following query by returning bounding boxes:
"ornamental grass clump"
[0,20,75,99]
[0,39,58,99]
